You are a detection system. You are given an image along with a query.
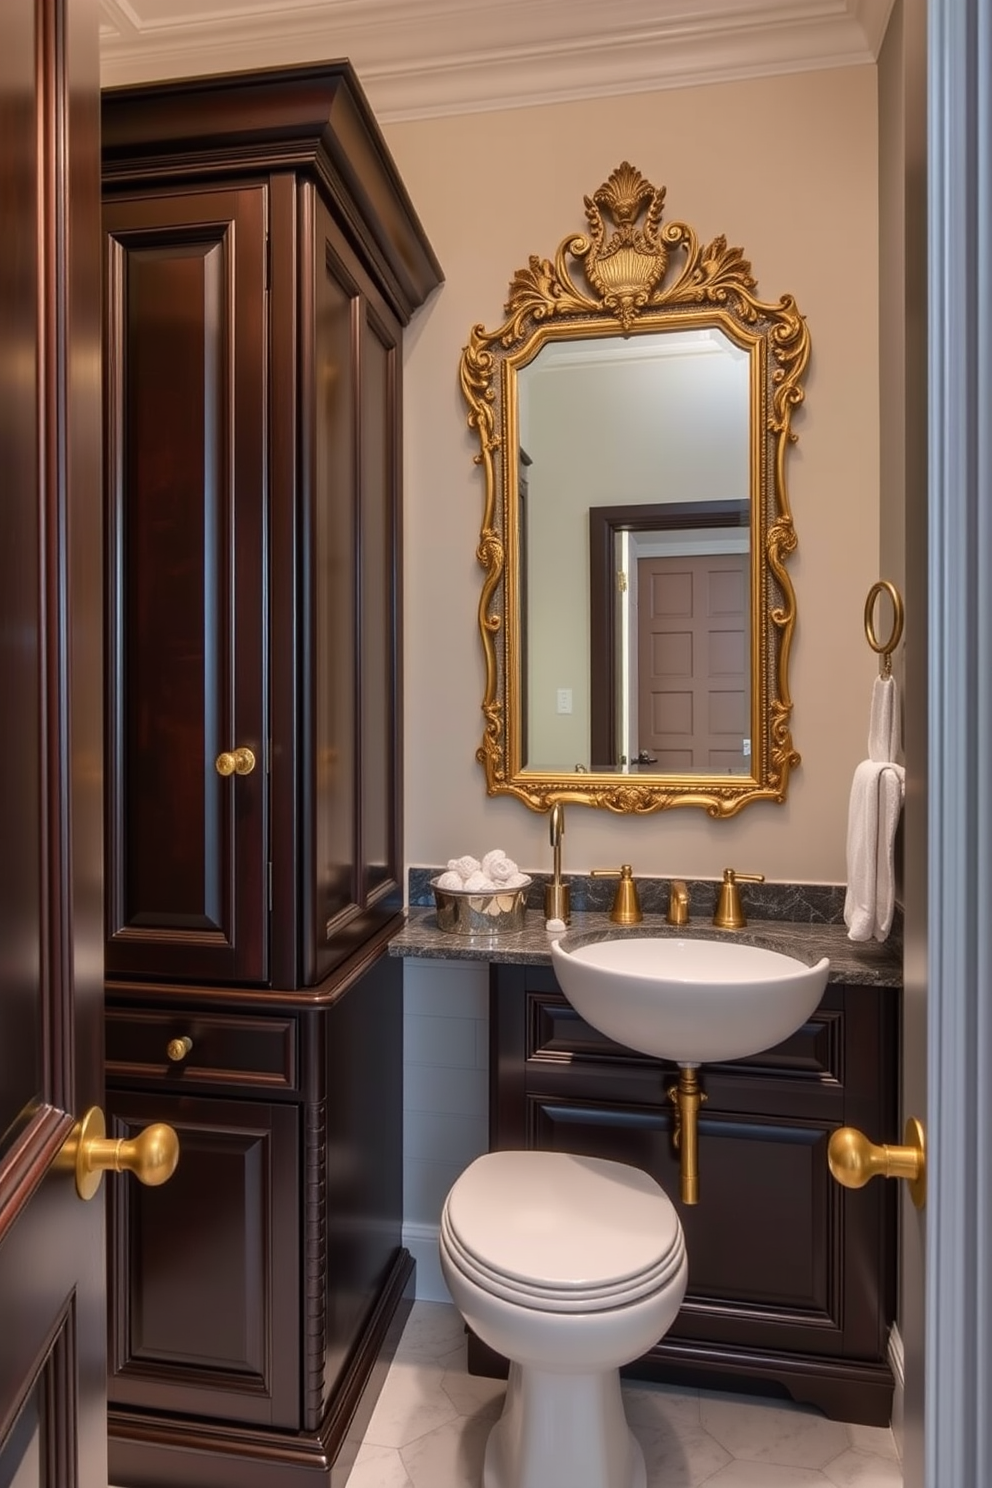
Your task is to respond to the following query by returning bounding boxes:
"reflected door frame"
[588,499,748,768]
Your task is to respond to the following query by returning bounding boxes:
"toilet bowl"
[439,1150,688,1488]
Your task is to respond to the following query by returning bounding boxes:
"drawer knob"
[167,1035,193,1062]
[215,746,256,777]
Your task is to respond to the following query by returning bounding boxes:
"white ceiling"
[98,0,895,123]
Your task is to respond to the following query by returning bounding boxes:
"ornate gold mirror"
[461,163,810,815]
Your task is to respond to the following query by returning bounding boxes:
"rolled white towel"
[463,870,495,892]
[436,870,466,891]
[483,849,519,884]
[447,855,481,881]
[502,871,530,889]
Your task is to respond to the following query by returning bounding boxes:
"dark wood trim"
[588,499,748,767]
[107,1250,415,1488]
[100,62,443,322]
[103,916,405,1014]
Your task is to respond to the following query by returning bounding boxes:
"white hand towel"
[447,855,480,881]
[844,760,905,941]
[868,675,901,764]
[436,870,466,891]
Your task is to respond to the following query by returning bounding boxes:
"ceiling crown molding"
[99,0,895,122]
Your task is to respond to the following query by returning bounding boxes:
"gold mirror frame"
[460,163,810,815]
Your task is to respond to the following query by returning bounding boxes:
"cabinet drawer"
[106,1008,297,1091]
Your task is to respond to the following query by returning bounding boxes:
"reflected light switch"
[557,688,573,715]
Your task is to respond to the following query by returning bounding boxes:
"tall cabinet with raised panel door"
[100,65,442,1488]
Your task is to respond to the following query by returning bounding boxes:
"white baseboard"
[888,1322,905,1459]
[404,1221,451,1303]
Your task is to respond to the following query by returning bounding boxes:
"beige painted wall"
[386,64,881,887]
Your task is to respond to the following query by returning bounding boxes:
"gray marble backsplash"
[408,866,902,952]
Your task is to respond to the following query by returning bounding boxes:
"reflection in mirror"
[461,163,810,815]
[517,329,751,774]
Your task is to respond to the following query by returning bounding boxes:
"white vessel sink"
[550,931,830,1064]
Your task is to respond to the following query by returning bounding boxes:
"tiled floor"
[353,1301,903,1488]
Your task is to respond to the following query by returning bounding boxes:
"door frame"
[925,0,992,1483]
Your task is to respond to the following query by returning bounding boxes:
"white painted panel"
[403,959,489,1020]
[405,1012,479,1070]
[402,1109,488,1168]
[404,1157,470,1224]
[404,1062,487,1119]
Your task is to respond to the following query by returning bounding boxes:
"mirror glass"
[518,328,751,774]
[461,163,810,815]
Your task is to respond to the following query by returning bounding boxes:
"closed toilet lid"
[443,1151,683,1301]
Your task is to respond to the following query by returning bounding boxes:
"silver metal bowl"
[430,876,532,937]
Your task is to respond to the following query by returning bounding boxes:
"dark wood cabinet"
[106,1086,302,1429]
[484,963,899,1427]
[100,64,441,1488]
[104,182,269,987]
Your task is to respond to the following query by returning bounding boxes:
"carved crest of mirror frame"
[459,163,810,816]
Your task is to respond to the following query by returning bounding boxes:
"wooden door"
[637,553,749,771]
[102,186,269,986]
[0,0,106,1482]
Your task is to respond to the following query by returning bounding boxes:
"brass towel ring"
[864,580,905,676]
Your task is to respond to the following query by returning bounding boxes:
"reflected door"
[0,0,107,1483]
[636,553,749,771]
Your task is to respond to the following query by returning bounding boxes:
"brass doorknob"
[828,1117,926,1210]
[215,746,256,777]
[62,1106,180,1201]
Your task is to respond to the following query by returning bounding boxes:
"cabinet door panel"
[532,1097,845,1355]
[302,199,405,985]
[107,1090,299,1429]
[103,187,267,984]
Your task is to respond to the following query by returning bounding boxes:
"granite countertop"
[388,907,903,987]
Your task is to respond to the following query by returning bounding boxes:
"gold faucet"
[590,864,642,925]
[666,880,690,926]
[544,802,571,923]
[712,868,766,929]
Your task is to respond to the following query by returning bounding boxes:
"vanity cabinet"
[100,64,441,1488]
[483,963,898,1427]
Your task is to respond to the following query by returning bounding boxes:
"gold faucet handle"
[712,868,765,930]
[591,864,643,925]
[666,880,690,927]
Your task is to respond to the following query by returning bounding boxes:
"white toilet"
[439,1149,688,1488]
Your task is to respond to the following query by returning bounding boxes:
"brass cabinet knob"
[63,1106,180,1201]
[215,746,256,777]
[828,1117,926,1210]
[167,1035,193,1062]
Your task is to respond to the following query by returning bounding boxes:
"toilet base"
[483,1360,645,1488]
